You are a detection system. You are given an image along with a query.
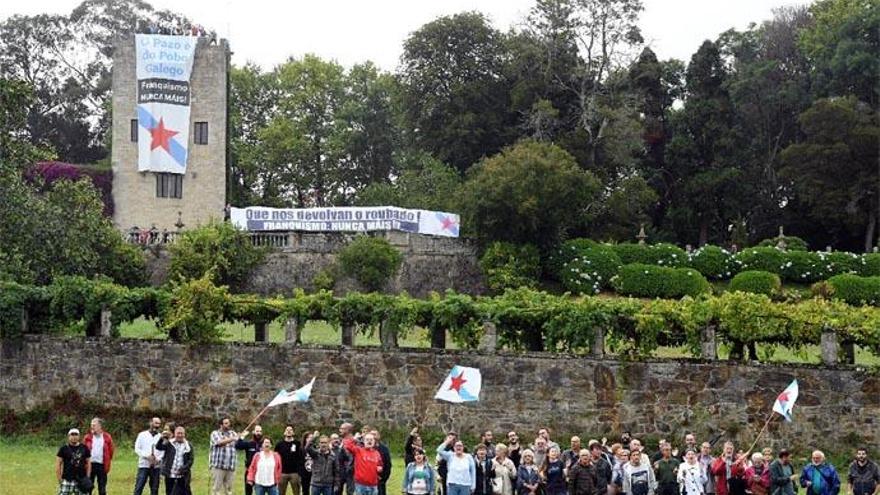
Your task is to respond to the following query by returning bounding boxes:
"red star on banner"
[777,391,789,402]
[440,216,457,231]
[448,371,467,392]
[149,117,179,153]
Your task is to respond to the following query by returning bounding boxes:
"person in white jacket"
[624,450,657,495]
[133,417,164,495]
[679,450,708,495]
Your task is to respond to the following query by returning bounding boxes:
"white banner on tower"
[135,35,197,174]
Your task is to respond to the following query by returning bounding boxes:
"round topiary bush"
[337,236,403,291]
[480,241,541,292]
[729,270,782,297]
[857,253,880,277]
[612,263,710,299]
[822,251,862,276]
[644,243,688,268]
[823,274,880,306]
[559,245,622,295]
[757,235,809,251]
[734,247,786,274]
[687,245,737,280]
[545,238,598,280]
[779,250,827,283]
[609,243,650,265]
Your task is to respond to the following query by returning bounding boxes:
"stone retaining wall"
[1,336,875,451]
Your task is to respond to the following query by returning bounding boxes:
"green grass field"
[0,437,409,495]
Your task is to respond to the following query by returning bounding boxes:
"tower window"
[130,119,138,142]
[194,121,209,144]
[155,173,183,199]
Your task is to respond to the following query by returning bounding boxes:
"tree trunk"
[865,209,877,253]
[699,218,709,247]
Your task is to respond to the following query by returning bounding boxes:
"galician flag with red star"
[135,35,197,173]
[772,379,799,422]
[434,365,481,403]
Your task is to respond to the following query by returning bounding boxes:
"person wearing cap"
[769,450,796,495]
[848,447,880,495]
[56,428,91,495]
[403,447,435,495]
[83,417,114,495]
[800,451,841,495]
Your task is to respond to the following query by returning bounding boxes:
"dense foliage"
[337,236,403,291]
[559,246,622,295]
[729,271,782,297]
[822,274,880,307]
[4,279,879,358]
[168,221,266,292]
[613,264,711,299]
[479,242,541,293]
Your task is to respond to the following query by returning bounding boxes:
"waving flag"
[772,379,799,421]
[434,365,481,403]
[267,377,315,407]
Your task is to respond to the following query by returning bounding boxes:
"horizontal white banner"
[230,206,460,238]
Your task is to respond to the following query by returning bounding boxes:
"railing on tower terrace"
[125,228,290,248]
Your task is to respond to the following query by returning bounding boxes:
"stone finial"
[175,211,185,231]
[776,226,787,251]
[636,223,648,245]
[685,244,693,254]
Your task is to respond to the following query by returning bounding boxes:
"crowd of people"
[137,20,217,43]
[55,419,880,495]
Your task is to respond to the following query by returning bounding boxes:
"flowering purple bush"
[25,161,114,216]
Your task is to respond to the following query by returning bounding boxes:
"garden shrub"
[160,273,230,343]
[559,245,622,294]
[612,263,710,298]
[312,265,338,292]
[337,236,403,292]
[823,251,862,276]
[823,274,880,306]
[780,250,827,283]
[169,220,266,291]
[479,242,541,292]
[757,235,809,251]
[545,238,598,280]
[729,270,782,297]
[609,243,650,265]
[644,243,688,268]
[857,253,880,277]
[734,247,786,274]
[687,245,737,280]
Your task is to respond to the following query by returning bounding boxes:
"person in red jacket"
[84,417,115,495]
[248,437,283,495]
[712,443,748,495]
[343,430,384,495]
[745,453,770,495]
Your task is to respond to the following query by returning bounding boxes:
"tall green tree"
[399,12,516,173]
[356,152,461,213]
[779,97,879,251]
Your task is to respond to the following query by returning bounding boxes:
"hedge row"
[2,277,879,358]
[550,239,880,288]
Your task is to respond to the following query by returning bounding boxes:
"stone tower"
[111,35,228,231]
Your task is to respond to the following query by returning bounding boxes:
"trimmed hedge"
[824,274,880,306]
[559,246,622,294]
[480,242,541,292]
[609,243,649,265]
[757,235,809,251]
[858,253,880,276]
[546,238,599,280]
[687,245,737,280]
[612,263,710,299]
[729,271,782,297]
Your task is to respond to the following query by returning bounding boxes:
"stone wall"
[2,336,876,450]
[144,231,485,296]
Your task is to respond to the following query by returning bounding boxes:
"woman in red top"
[248,437,283,495]
[83,417,115,495]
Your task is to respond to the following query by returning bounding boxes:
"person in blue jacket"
[402,448,435,495]
[800,451,841,495]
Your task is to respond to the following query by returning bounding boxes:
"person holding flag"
[437,434,476,495]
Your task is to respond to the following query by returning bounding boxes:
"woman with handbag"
[492,444,518,495]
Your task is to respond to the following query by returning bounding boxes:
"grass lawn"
[0,437,408,495]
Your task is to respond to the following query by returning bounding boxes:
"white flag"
[267,377,315,407]
[434,365,481,403]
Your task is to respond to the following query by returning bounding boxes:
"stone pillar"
[591,327,605,358]
[99,307,112,337]
[841,341,855,365]
[701,325,717,360]
[820,327,839,365]
[284,317,300,345]
[254,321,267,342]
[379,319,398,349]
[341,322,355,346]
[478,320,497,352]
[430,324,446,349]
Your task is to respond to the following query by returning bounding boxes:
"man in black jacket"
[371,429,392,495]
[848,448,880,495]
[277,425,306,495]
[236,425,264,495]
[569,450,599,495]
[155,426,194,495]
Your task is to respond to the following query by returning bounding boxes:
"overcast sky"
[3,0,811,71]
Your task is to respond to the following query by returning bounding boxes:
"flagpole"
[745,411,777,455]
[242,404,271,434]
